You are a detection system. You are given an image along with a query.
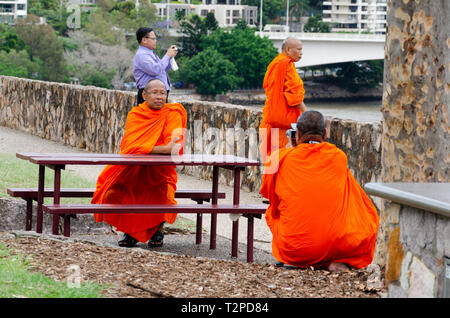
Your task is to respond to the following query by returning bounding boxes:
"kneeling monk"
[92,79,187,248]
[260,111,379,271]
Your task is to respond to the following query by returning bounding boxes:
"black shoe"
[148,230,164,248]
[118,233,138,247]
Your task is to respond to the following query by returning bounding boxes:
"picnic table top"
[16,152,261,167]
[364,182,450,217]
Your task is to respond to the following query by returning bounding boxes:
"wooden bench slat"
[6,188,226,200]
[42,203,267,215]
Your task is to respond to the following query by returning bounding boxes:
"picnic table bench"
[12,152,268,263]
[7,187,226,245]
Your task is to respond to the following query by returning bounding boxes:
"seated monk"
[91,79,187,248]
[260,110,379,272]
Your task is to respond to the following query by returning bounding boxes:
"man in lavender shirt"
[133,27,178,105]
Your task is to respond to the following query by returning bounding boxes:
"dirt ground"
[0,233,386,298]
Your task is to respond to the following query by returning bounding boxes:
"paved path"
[0,125,275,264]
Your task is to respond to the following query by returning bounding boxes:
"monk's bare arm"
[150,137,182,155]
[299,102,307,112]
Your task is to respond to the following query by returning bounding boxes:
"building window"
[226,10,230,17]
[226,18,230,24]
[17,4,26,11]
[232,10,239,17]
[201,10,208,16]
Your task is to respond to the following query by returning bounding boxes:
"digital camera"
[286,123,297,140]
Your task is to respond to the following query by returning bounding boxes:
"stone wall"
[384,203,449,298]
[0,75,382,193]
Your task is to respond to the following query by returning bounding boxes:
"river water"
[306,100,382,123]
[170,89,383,123]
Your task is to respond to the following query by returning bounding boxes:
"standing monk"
[261,111,379,271]
[92,79,187,248]
[259,37,307,162]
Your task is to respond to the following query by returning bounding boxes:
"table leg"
[52,166,62,235]
[247,216,254,263]
[231,167,241,258]
[196,201,203,244]
[36,165,45,234]
[210,166,219,249]
[63,216,71,237]
[25,198,32,231]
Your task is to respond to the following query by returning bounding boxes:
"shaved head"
[281,37,303,62]
[281,37,300,51]
[296,110,326,137]
[145,79,165,91]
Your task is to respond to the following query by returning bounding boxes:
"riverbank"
[207,81,383,106]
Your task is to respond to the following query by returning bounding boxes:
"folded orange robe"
[260,143,379,269]
[259,53,305,162]
[92,102,187,243]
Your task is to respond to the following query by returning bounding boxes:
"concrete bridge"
[169,30,385,67]
[257,31,386,68]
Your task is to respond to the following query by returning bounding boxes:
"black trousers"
[137,88,169,105]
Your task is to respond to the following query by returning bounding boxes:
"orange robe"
[92,102,187,243]
[260,143,379,269]
[259,52,305,162]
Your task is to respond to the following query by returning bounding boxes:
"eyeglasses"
[144,36,157,40]
[144,90,167,96]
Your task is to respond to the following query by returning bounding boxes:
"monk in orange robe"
[260,111,379,271]
[259,37,308,162]
[92,79,187,248]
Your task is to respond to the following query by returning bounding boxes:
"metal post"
[259,0,263,34]
[52,166,62,235]
[231,167,241,258]
[36,165,45,233]
[210,166,219,249]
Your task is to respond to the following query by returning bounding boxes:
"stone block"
[388,282,407,298]
[408,256,437,298]
[400,206,436,255]
[436,216,450,257]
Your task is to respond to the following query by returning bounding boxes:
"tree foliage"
[201,24,278,88]
[304,15,330,32]
[0,24,28,53]
[0,49,39,78]
[324,60,384,92]
[181,48,242,96]
[14,15,68,82]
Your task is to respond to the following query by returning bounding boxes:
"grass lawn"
[0,243,105,298]
[0,152,199,228]
[0,153,95,203]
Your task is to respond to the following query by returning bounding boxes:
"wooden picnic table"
[15,152,265,262]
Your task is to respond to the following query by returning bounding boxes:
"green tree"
[177,14,218,58]
[28,0,76,36]
[201,25,278,88]
[242,0,283,27]
[181,48,242,96]
[74,64,116,89]
[327,60,384,93]
[14,15,68,82]
[0,49,39,78]
[204,12,218,31]
[0,24,28,53]
[304,15,330,32]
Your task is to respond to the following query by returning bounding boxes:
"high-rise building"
[322,0,387,34]
[153,1,258,28]
[0,0,27,24]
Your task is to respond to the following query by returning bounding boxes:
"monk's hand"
[167,136,182,155]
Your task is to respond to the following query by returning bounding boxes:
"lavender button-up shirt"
[133,46,171,90]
